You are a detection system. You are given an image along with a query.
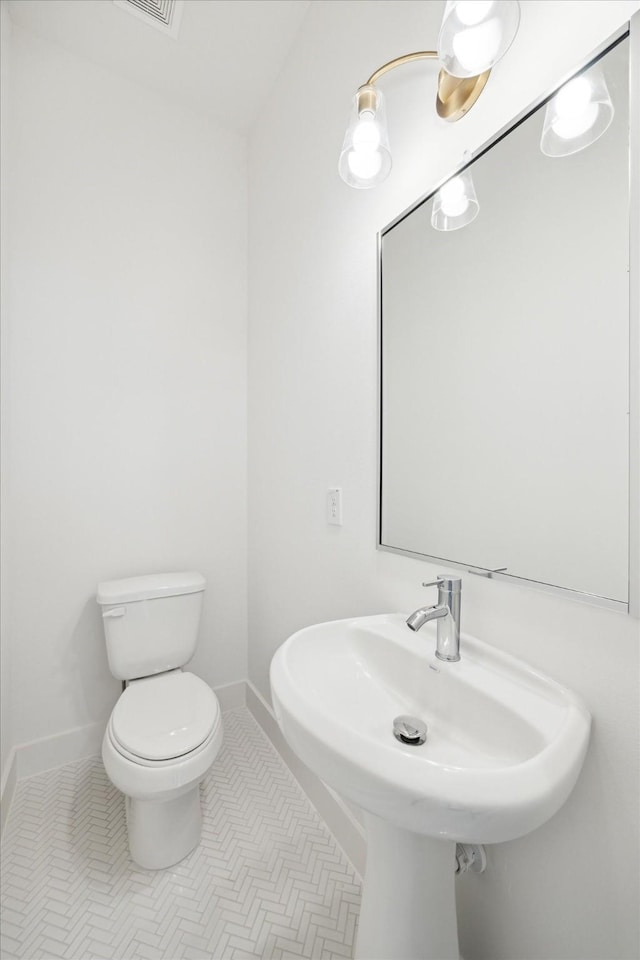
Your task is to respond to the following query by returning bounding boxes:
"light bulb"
[452,19,502,74]
[347,148,383,181]
[456,1,495,27]
[352,111,381,150]
[552,103,598,140]
[438,177,470,217]
[431,163,479,231]
[339,85,392,188]
[540,65,614,158]
[555,76,592,115]
[438,0,520,79]
[346,111,383,181]
[551,77,598,139]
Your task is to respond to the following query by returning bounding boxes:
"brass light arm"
[359,51,491,123]
[366,51,439,86]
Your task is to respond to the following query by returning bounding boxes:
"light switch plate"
[327,487,343,526]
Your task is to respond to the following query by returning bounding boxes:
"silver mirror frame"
[377,14,639,617]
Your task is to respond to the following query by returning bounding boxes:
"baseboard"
[2,675,367,881]
[1,678,247,814]
[213,679,246,711]
[17,720,105,781]
[0,747,17,835]
[245,680,366,878]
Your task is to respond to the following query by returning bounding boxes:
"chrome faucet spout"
[406,604,449,632]
[405,575,462,662]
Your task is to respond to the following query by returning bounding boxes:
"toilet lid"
[111,672,220,761]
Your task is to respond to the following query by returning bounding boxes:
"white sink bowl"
[270,613,591,844]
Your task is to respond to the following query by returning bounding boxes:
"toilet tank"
[96,572,206,681]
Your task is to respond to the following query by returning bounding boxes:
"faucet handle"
[422,575,462,592]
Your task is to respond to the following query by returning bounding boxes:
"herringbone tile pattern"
[1,708,361,960]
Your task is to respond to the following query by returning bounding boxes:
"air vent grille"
[113,0,184,38]
[126,0,173,27]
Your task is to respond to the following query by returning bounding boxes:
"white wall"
[5,24,248,760]
[1,0,14,790]
[248,2,640,959]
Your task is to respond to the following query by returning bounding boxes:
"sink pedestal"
[355,813,459,960]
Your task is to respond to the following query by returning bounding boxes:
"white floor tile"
[1,708,361,959]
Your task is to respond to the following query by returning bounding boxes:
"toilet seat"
[110,671,220,762]
[107,717,221,768]
[102,698,224,803]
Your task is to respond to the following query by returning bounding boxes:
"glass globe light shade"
[438,0,521,79]
[338,85,392,189]
[540,65,614,157]
[431,167,479,231]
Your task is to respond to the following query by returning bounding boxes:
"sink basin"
[270,613,590,960]
[271,613,590,844]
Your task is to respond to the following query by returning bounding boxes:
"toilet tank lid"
[96,571,206,605]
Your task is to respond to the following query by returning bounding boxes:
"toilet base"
[126,785,202,870]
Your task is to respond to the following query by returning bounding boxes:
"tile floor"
[0,708,361,960]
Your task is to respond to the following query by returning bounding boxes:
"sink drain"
[393,715,427,745]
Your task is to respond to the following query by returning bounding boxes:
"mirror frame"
[377,15,639,616]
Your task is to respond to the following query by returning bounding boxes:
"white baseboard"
[0,747,17,835]
[213,679,246,711]
[17,720,105,781]
[0,678,247,818]
[1,676,367,882]
[245,680,366,878]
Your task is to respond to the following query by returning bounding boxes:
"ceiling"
[7,0,312,133]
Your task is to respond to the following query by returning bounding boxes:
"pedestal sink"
[270,614,590,960]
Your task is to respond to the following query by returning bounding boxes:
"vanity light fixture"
[338,0,521,190]
[540,64,615,157]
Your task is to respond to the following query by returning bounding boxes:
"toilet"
[97,571,223,870]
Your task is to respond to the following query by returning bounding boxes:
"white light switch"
[327,487,343,526]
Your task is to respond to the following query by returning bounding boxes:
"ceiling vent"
[113,0,184,39]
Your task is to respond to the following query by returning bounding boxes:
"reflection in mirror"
[379,33,632,608]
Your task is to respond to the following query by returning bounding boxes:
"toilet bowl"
[97,572,222,870]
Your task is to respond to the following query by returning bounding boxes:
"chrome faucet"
[406,575,462,662]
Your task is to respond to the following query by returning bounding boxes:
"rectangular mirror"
[379,29,637,613]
